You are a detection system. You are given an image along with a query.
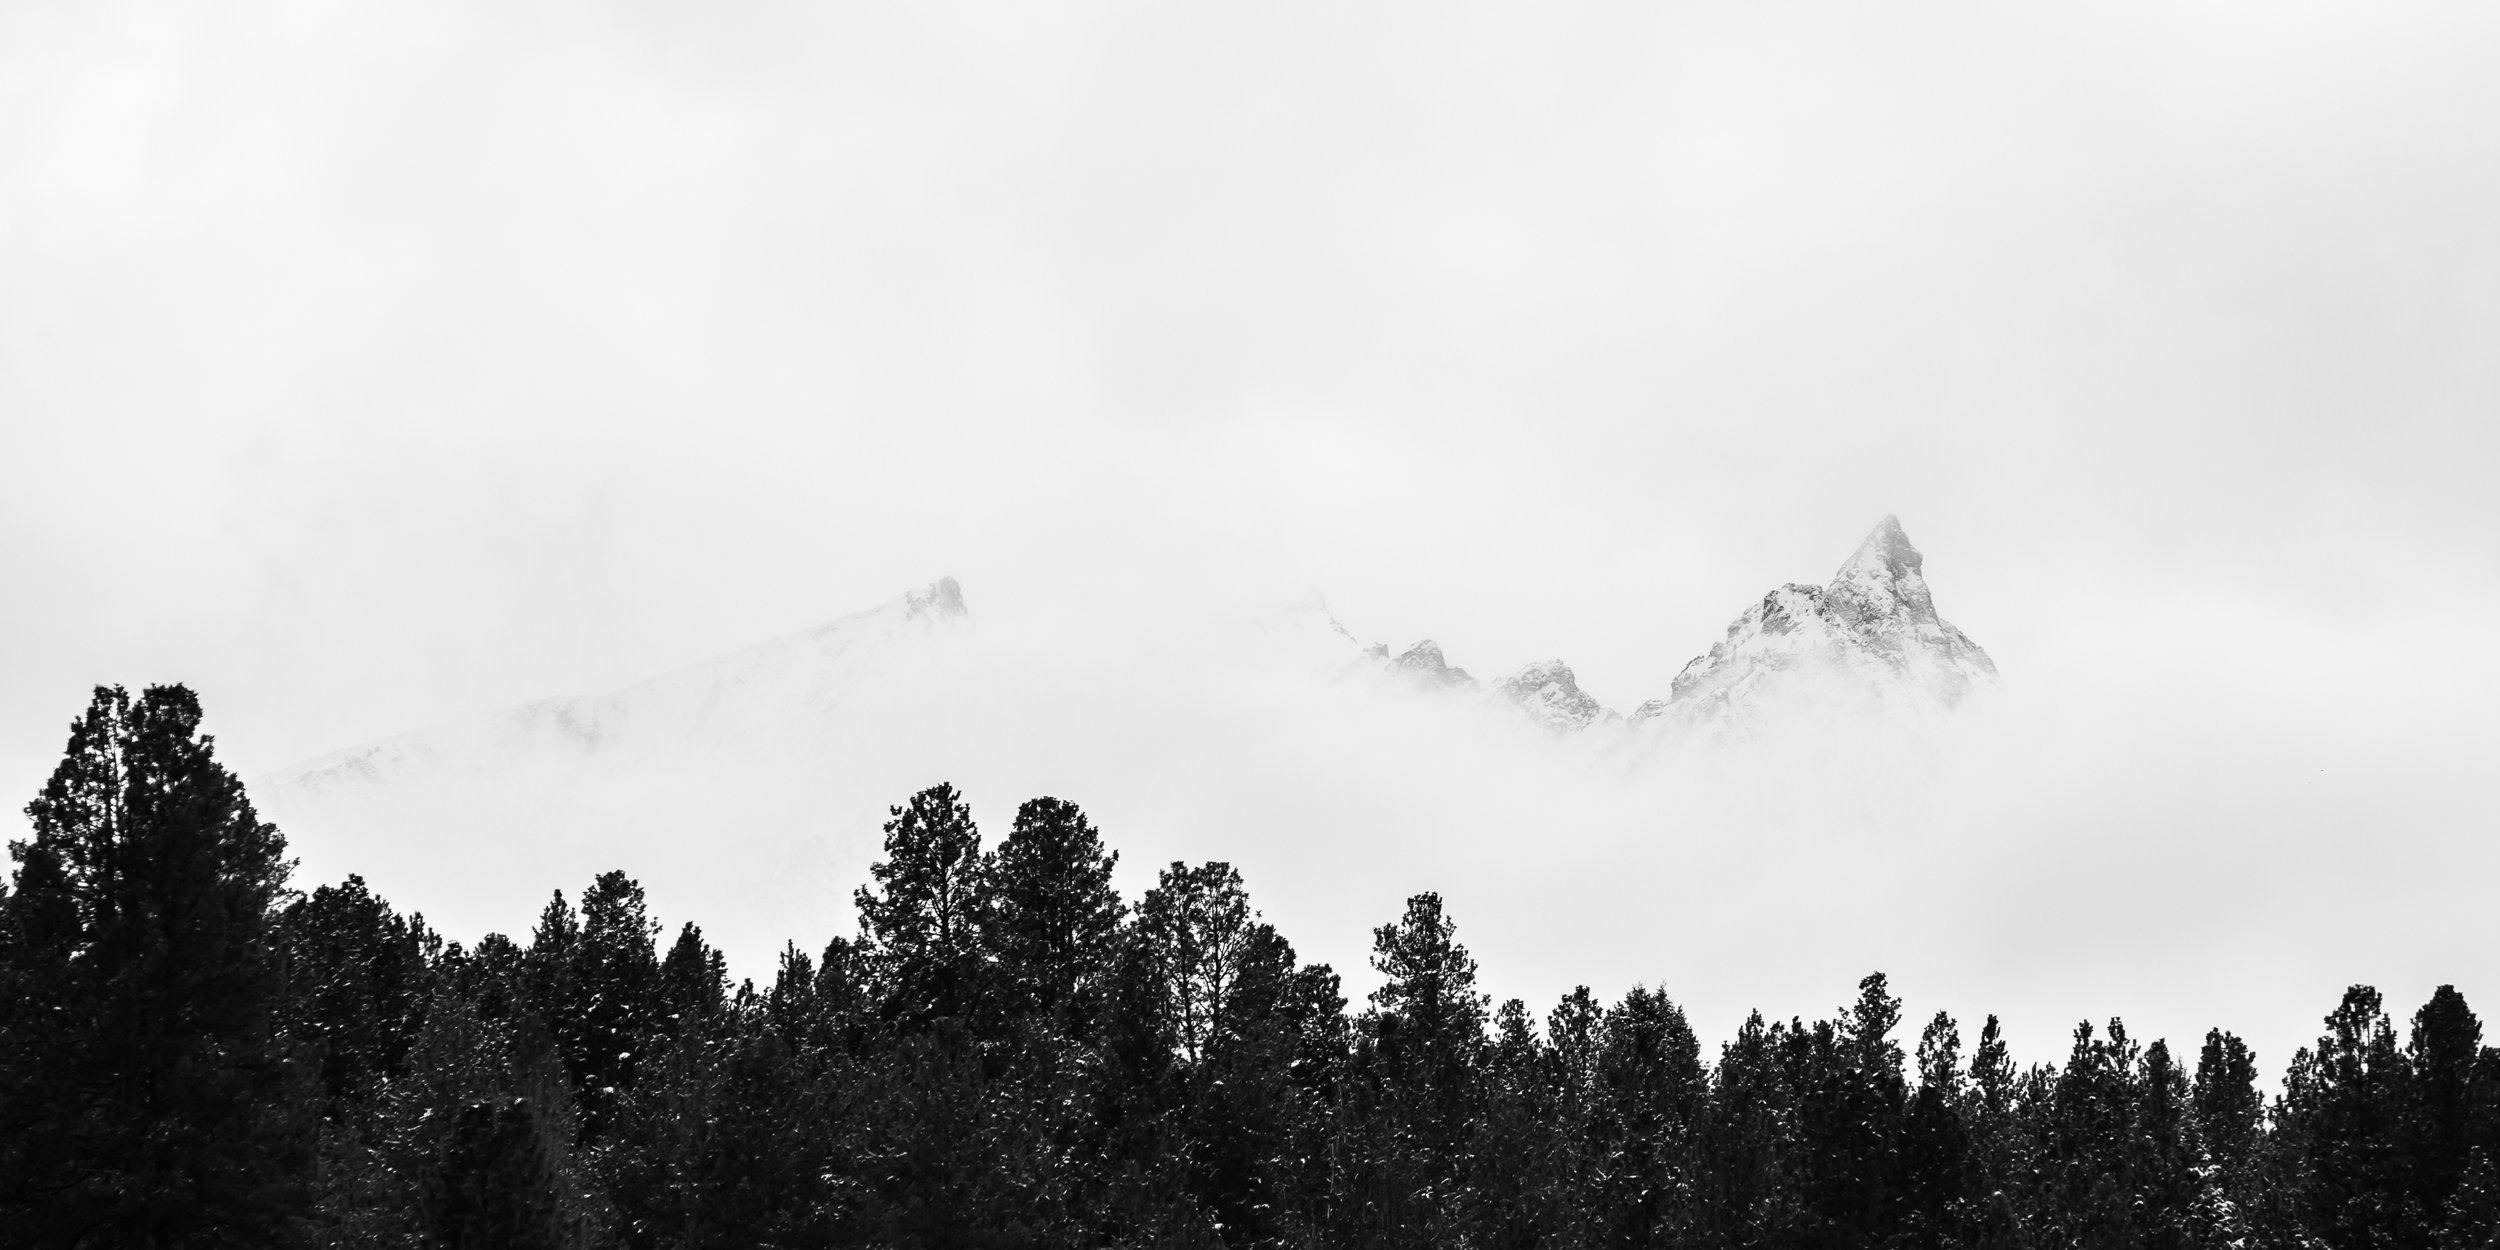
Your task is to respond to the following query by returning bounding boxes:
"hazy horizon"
[7,0,2498,1076]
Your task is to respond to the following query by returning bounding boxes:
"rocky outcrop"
[1388,640,1478,692]
[1633,516,1996,736]
[1494,660,1617,732]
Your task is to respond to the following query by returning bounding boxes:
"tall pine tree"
[854,783,989,1030]
[983,797,1124,1029]
[0,685,314,1246]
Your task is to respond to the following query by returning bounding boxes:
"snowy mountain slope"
[271,577,971,799]
[256,520,1994,974]
[1377,640,1479,693]
[1267,595,1628,732]
[1275,516,1992,745]
[1630,516,1997,739]
[255,578,978,966]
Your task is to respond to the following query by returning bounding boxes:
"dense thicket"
[3,686,2496,1248]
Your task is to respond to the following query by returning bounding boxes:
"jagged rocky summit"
[1351,637,1613,732]
[1367,639,1476,692]
[1496,660,1619,733]
[1630,516,1997,737]
[1307,515,1995,742]
[275,514,1993,813]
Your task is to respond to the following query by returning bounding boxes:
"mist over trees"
[3,686,2496,1248]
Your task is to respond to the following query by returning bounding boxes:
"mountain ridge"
[268,575,970,798]
[1306,516,1996,741]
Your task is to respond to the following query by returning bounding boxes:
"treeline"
[2,686,2496,1249]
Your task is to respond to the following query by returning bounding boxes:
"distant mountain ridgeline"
[267,515,1996,806]
[4,684,2494,1247]
[251,518,2003,971]
[1301,514,2000,740]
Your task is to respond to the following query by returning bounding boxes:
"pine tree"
[2192,1029,2264,1175]
[1187,920,1333,1244]
[2038,1018,2165,1248]
[1136,861,1261,1068]
[278,874,443,1242]
[1130,860,1330,1238]
[965,800,1129,1241]
[28,692,2500,1246]
[2284,985,2422,1248]
[2408,986,2486,1231]
[1782,973,1907,1244]
[1692,1010,1808,1246]
[2441,1145,2500,1250]
[569,870,663,1115]
[401,950,612,1249]
[0,684,314,1246]
[657,921,728,1028]
[1365,892,1490,1082]
[1589,984,1706,1244]
[2139,1037,2197,1249]
[1541,985,1609,1241]
[1466,996,1564,1248]
[1903,1010,1975,1242]
[854,783,990,1029]
[1346,891,1489,1247]
[983,797,1125,1029]
[281,874,441,1103]
[525,889,587,1060]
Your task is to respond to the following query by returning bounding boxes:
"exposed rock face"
[904,576,968,622]
[1634,516,1996,736]
[1390,640,1478,692]
[1494,660,1617,732]
[1273,515,1992,746]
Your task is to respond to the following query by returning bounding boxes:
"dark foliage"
[6,687,2499,1248]
[0,685,313,1248]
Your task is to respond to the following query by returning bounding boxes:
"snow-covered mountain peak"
[1389,640,1478,692]
[1636,516,1996,738]
[1494,660,1617,732]
[1824,515,1943,642]
[1838,514,1920,582]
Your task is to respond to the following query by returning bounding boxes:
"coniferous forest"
[3,685,2495,1250]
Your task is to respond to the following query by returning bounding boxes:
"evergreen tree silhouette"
[2192,1028,2264,1175]
[2407,986,2485,1229]
[1590,984,1706,1244]
[2283,985,2422,1248]
[11,714,2499,1249]
[0,684,313,1246]
[568,870,663,1123]
[280,873,440,1103]
[854,783,989,1029]
[1903,1010,1976,1242]
[1348,891,1489,1247]
[984,797,1125,1030]
[656,920,728,1028]
[1136,861,1263,1069]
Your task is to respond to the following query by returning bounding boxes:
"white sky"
[5,0,2497,1068]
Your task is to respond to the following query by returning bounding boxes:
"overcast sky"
[5,0,2497,1065]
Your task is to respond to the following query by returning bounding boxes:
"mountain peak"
[1825,515,1938,633]
[905,576,968,621]
[1837,515,1922,583]
[1392,640,1477,692]
[1636,514,1996,735]
[1495,659,1615,732]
